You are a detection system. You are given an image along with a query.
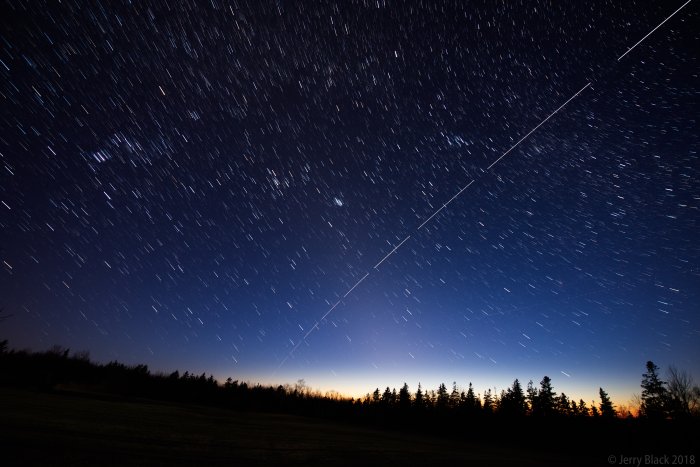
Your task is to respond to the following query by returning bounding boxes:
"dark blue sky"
[1,0,698,403]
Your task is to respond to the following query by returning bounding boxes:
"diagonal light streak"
[373,235,412,269]
[276,1,692,369]
[617,0,692,61]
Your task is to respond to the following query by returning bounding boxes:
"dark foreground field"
[1,388,597,466]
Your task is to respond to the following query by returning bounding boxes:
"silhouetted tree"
[499,379,527,417]
[557,392,570,416]
[526,380,537,415]
[570,400,580,416]
[464,382,479,414]
[372,388,381,404]
[578,399,589,417]
[414,383,424,409]
[497,389,507,412]
[399,383,411,410]
[381,386,393,406]
[482,389,494,414]
[532,376,556,416]
[425,389,435,408]
[640,361,668,419]
[599,388,616,418]
[510,379,527,415]
[436,383,449,409]
[449,382,460,409]
[666,366,699,418]
[295,379,307,396]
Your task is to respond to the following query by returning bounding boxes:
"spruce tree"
[425,389,435,408]
[449,381,460,409]
[511,379,526,416]
[436,382,449,409]
[640,361,668,419]
[533,376,556,416]
[570,400,580,416]
[500,379,527,416]
[464,382,478,414]
[414,383,424,409]
[381,386,393,405]
[557,392,570,416]
[483,388,494,414]
[399,382,411,410]
[578,399,589,416]
[599,387,616,418]
[526,380,537,415]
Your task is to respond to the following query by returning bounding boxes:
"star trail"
[1,1,698,402]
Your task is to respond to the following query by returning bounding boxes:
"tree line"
[357,361,699,420]
[1,340,698,423]
[359,377,617,418]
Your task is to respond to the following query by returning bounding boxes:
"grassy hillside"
[1,387,585,466]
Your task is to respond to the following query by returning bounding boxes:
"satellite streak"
[617,0,692,61]
[344,272,371,297]
[373,235,412,269]
[277,83,591,370]
[485,82,591,171]
[277,1,692,368]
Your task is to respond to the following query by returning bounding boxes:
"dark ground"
[0,387,606,466]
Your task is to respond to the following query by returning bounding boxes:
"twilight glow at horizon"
[1,1,698,403]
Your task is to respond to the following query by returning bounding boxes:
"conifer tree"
[599,387,616,418]
[414,383,424,409]
[499,379,527,416]
[483,388,494,414]
[449,381,461,409]
[532,376,556,416]
[570,399,580,416]
[399,382,411,410]
[510,378,527,415]
[464,382,478,414]
[557,392,570,416]
[381,386,393,405]
[436,383,449,409]
[578,399,589,416]
[526,380,537,415]
[425,389,435,408]
[640,361,668,419]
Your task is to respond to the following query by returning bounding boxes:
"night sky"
[1,1,698,403]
